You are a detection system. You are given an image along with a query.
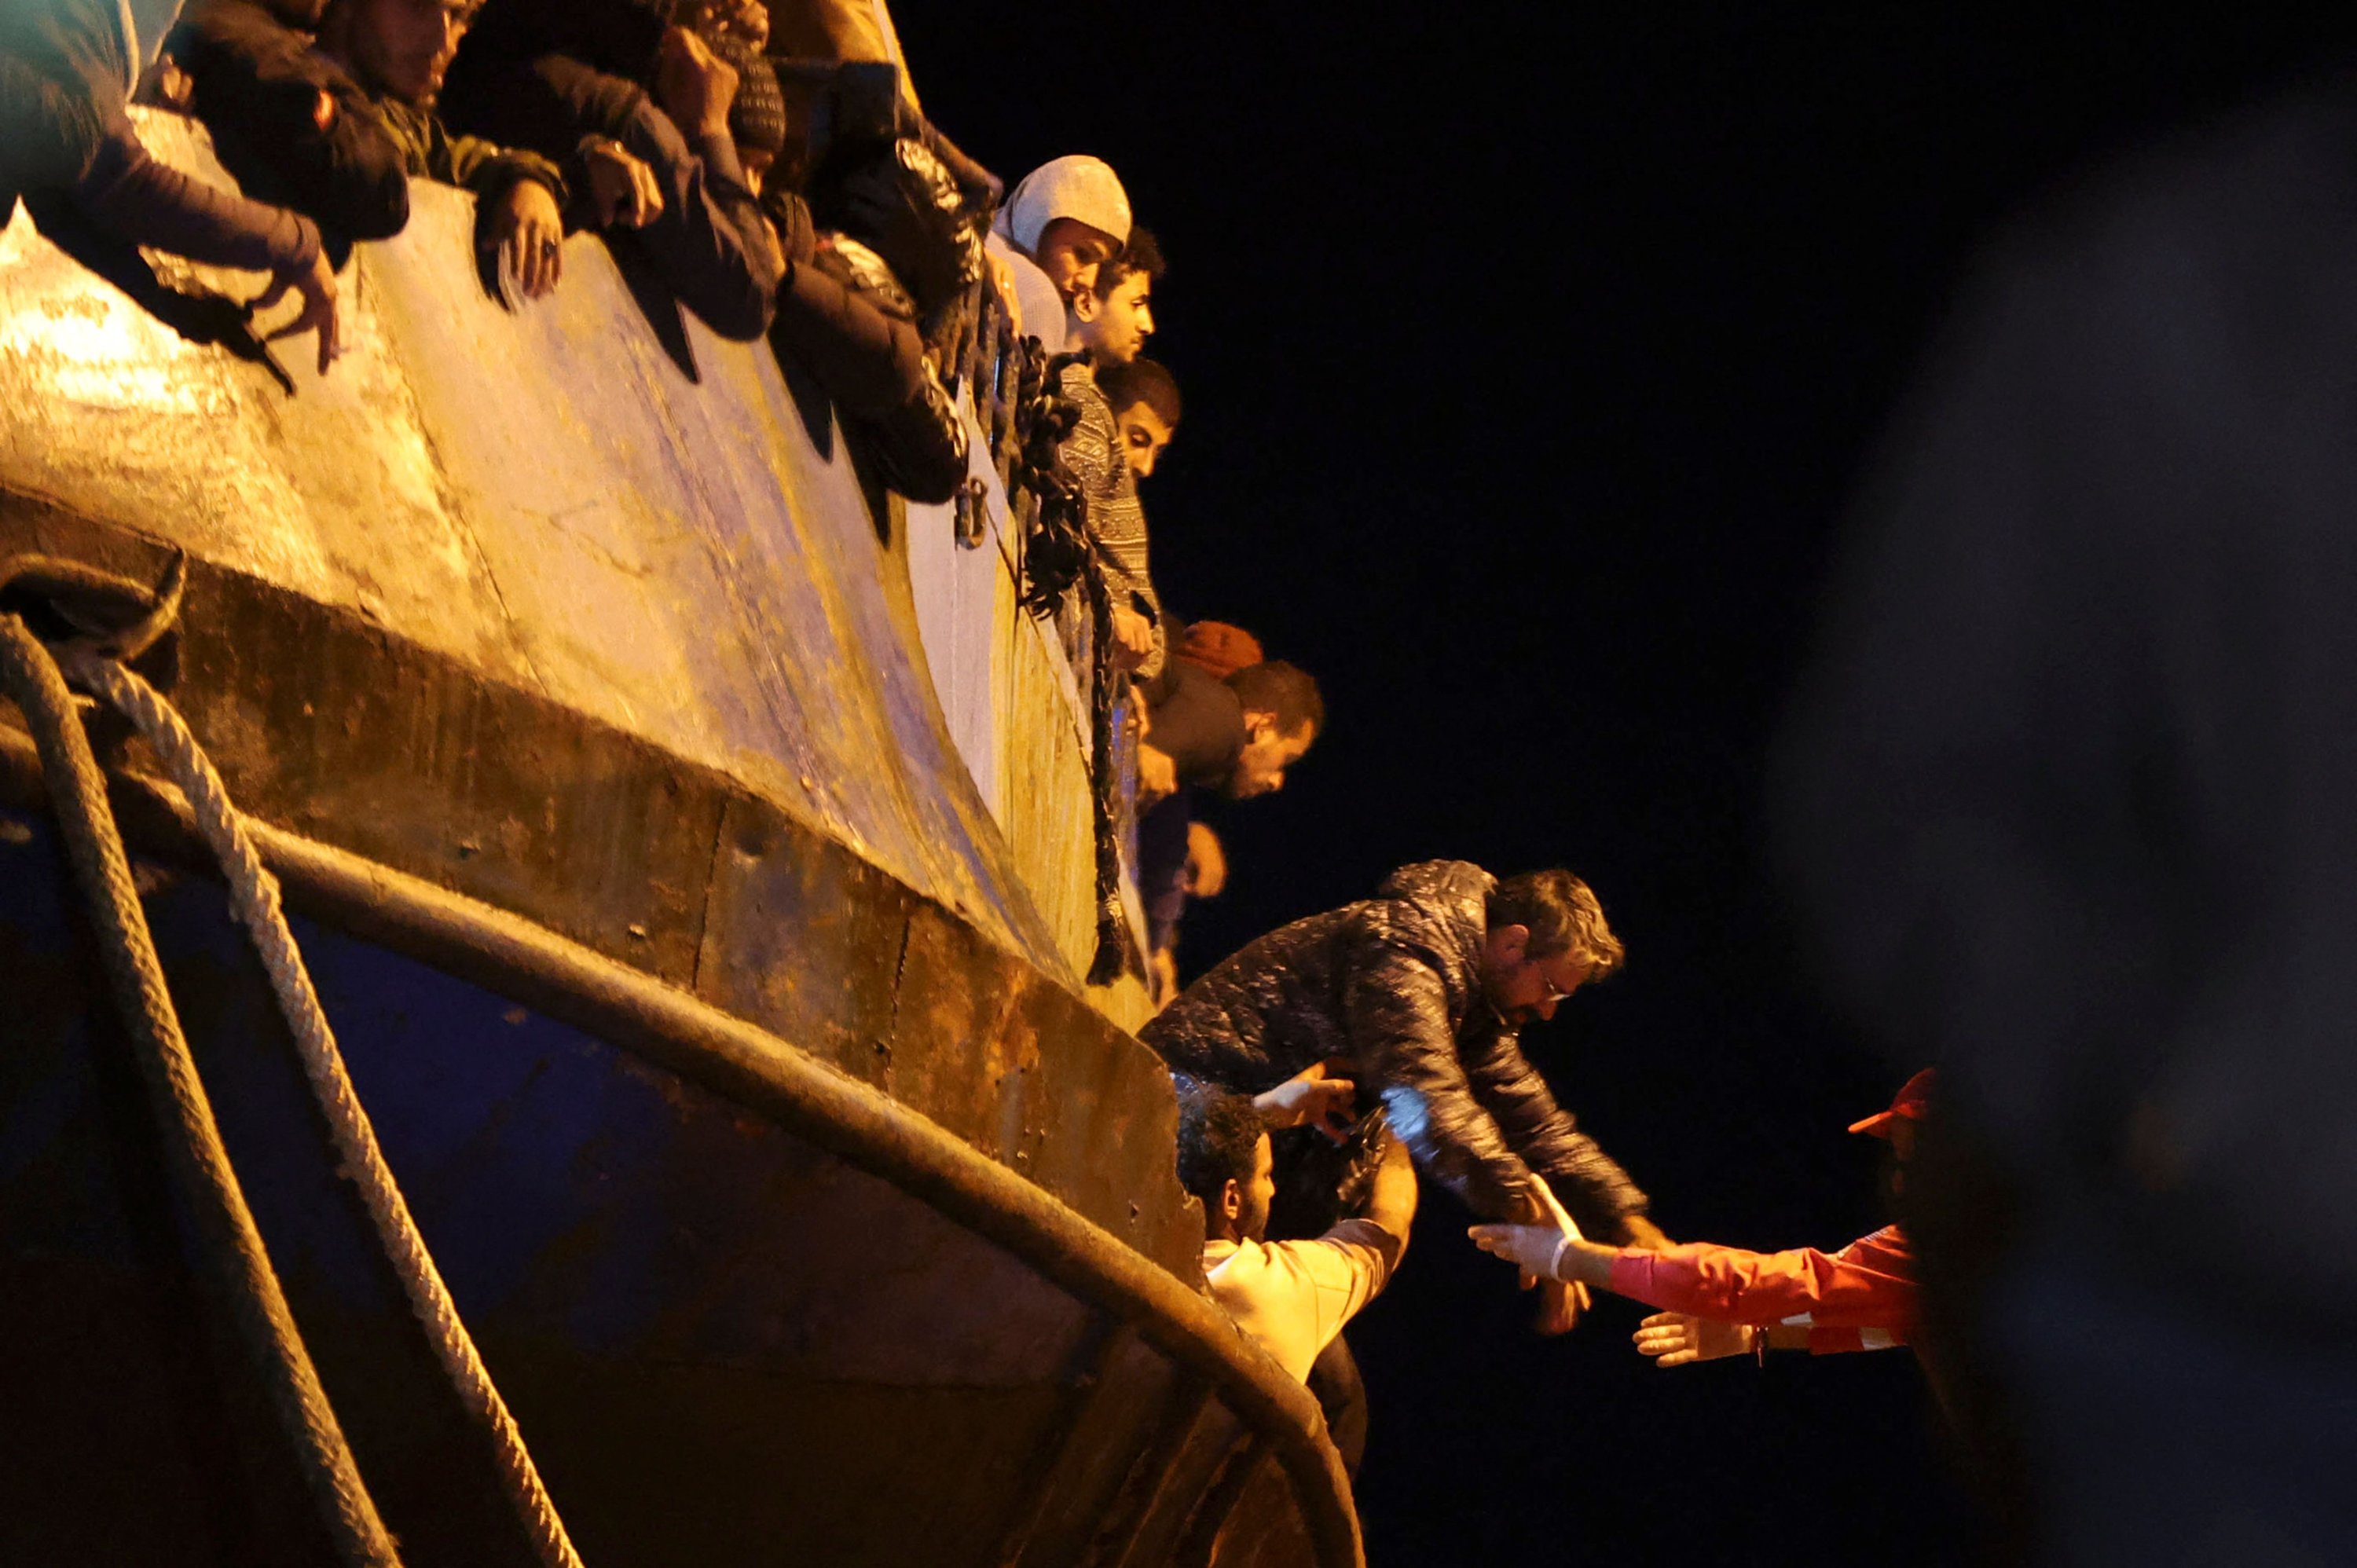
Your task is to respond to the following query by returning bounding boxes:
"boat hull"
[0,797,1339,1565]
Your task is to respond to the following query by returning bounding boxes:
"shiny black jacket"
[1142,860,1650,1237]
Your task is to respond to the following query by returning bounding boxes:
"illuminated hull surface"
[0,116,1354,1566]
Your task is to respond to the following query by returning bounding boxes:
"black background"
[894,9,2357,1563]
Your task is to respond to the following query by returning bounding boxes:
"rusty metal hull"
[0,113,1352,1565]
[0,800,1340,1565]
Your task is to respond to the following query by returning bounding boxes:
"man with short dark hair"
[1143,859,1668,1337]
[1182,1080,1416,1376]
[164,0,414,244]
[1067,222,1158,365]
[1143,654,1322,800]
[1058,224,1168,675]
[313,0,662,302]
[1098,355,1179,479]
[1178,1065,1417,1472]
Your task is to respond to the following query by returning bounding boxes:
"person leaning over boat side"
[1178,1069,1417,1469]
[1059,228,1168,679]
[313,0,661,304]
[986,153,1129,352]
[162,0,413,245]
[1,0,342,368]
[742,90,971,502]
[1138,647,1324,806]
[1142,861,1670,1333]
[1099,354,1182,481]
[1471,1071,1929,1368]
[430,12,784,338]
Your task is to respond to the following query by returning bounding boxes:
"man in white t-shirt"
[1176,1065,1417,1466]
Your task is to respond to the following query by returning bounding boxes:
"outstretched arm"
[1252,1058,1361,1144]
[1360,1129,1419,1254]
[1460,1024,1652,1242]
[1469,1222,1917,1335]
[168,0,411,240]
[1343,933,1536,1222]
[1631,1313,1888,1367]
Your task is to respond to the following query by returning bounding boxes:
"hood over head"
[989,153,1131,255]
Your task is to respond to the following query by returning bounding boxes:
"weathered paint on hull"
[0,113,1351,1563]
[0,804,1321,1565]
[0,111,1177,1252]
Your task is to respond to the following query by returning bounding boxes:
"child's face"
[1116,400,1173,478]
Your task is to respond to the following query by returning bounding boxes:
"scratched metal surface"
[0,808,1299,1567]
[0,112,1196,1266]
[0,110,1052,969]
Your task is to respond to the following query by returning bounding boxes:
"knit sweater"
[1058,359,1164,680]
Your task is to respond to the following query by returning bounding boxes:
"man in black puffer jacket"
[1145,860,1666,1256]
[1146,860,1667,1471]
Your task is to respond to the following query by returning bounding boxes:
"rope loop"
[49,644,588,1568]
[0,610,401,1568]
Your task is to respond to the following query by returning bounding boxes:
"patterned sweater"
[1058,360,1164,680]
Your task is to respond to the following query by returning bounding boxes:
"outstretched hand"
[987,247,1022,339]
[658,26,739,141]
[1530,1274,1591,1336]
[1252,1059,1360,1143]
[1109,605,1155,671]
[1469,1175,1618,1296]
[1633,1311,1754,1368]
[1137,742,1178,806]
[252,249,341,375]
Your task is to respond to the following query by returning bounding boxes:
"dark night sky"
[895,9,2357,1563]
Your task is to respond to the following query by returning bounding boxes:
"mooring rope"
[0,613,404,1568]
[49,643,588,1568]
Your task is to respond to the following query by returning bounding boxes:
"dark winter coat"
[167,0,412,240]
[2,0,321,276]
[438,49,782,340]
[1142,859,1651,1238]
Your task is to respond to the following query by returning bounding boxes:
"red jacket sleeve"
[1605,1225,1917,1334]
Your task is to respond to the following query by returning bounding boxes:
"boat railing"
[906,273,1153,1019]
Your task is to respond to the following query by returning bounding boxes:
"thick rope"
[54,647,588,1568]
[0,614,404,1568]
[1081,566,1126,986]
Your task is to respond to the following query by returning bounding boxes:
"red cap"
[1848,1068,1934,1138]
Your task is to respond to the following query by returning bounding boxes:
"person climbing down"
[1146,860,1670,1349]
